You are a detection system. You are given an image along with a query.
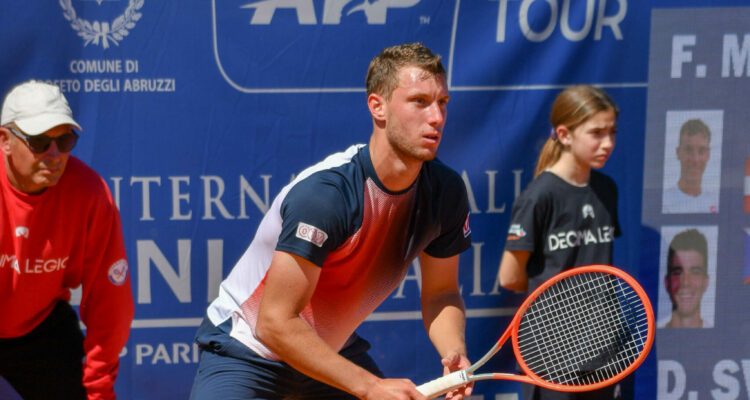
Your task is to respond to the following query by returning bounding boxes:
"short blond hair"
[366,42,445,100]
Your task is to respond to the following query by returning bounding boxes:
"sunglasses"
[8,127,79,154]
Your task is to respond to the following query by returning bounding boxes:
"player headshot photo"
[657,226,717,329]
[661,110,723,214]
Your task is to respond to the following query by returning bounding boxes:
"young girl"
[498,85,626,400]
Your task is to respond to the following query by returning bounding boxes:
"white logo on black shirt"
[547,226,615,251]
[582,204,595,219]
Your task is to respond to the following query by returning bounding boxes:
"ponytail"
[534,138,564,178]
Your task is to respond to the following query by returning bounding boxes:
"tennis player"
[190,42,473,400]
[498,85,630,399]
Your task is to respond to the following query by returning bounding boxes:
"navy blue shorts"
[189,319,383,400]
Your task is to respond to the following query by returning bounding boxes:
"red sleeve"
[78,184,134,400]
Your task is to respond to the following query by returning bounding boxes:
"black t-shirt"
[504,170,620,292]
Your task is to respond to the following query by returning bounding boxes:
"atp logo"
[241,0,420,25]
[213,0,441,92]
[60,0,144,49]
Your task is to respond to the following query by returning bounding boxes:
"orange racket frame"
[417,265,655,398]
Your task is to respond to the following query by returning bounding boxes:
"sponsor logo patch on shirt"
[463,212,471,238]
[108,259,129,286]
[296,222,328,247]
[507,224,526,240]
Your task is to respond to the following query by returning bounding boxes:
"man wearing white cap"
[0,80,134,400]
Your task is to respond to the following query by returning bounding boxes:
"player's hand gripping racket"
[417,265,654,398]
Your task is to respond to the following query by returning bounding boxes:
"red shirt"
[0,156,134,400]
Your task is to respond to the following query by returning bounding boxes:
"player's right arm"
[498,250,530,292]
[499,189,540,294]
[255,250,426,400]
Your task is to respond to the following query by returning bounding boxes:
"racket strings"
[516,272,650,387]
[542,275,645,384]
[520,275,620,383]
[521,278,623,384]
[526,274,648,384]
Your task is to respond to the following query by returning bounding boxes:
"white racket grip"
[416,370,470,398]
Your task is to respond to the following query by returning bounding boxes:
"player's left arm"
[419,252,472,399]
[78,190,135,400]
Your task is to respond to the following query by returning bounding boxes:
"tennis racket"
[417,264,654,398]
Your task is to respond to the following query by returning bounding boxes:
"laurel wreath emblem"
[60,0,144,49]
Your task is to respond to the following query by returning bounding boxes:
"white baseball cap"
[1,80,82,136]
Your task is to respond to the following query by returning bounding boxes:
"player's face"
[2,125,72,193]
[666,249,708,317]
[384,66,449,162]
[676,133,710,182]
[567,110,617,170]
